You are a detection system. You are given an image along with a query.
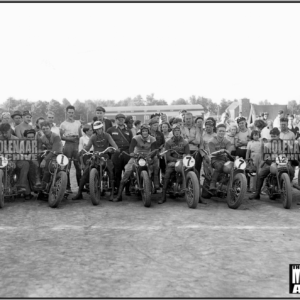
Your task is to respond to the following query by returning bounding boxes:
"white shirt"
[273,116,281,130]
[260,127,271,140]
[60,120,81,136]
[79,134,93,152]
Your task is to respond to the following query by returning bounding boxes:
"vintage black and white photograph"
[0,1,300,298]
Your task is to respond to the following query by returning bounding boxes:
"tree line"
[1,95,298,125]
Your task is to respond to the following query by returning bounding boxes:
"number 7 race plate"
[183,155,195,168]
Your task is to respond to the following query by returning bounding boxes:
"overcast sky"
[0,3,300,105]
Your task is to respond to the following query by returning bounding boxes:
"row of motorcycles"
[0,147,297,209]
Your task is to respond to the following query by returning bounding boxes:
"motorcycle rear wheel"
[185,172,199,209]
[89,168,100,206]
[48,171,67,208]
[141,171,151,207]
[281,173,292,209]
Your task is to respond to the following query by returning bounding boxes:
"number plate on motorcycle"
[276,154,287,165]
[234,158,246,170]
[138,158,146,167]
[56,154,69,167]
[183,156,195,167]
[0,156,8,168]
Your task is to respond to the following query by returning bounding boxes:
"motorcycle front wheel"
[0,170,4,208]
[185,172,199,209]
[141,170,151,207]
[48,171,67,208]
[89,168,100,206]
[226,173,247,209]
[281,173,292,209]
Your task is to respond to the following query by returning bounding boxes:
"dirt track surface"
[1,168,300,297]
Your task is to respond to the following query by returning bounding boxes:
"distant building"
[227,99,287,123]
[103,105,204,123]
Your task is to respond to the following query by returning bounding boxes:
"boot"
[154,173,160,190]
[113,181,126,202]
[34,168,42,189]
[158,177,169,204]
[125,181,131,196]
[109,180,115,201]
[209,170,220,191]
[72,179,85,200]
[249,176,263,200]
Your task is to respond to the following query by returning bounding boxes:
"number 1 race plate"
[56,154,69,167]
[183,155,195,168]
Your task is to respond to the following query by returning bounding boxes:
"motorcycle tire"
[281,173,292,209]
[141,170,151,207]
[89,168,100,206]
[48,171,67,208]
[201,179,212,199]
[185,172,199,209]
[0,170,4,208]
[226,173,247,209]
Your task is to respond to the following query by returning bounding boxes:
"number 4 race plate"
[183,155,195,168]
[56,154,69,167]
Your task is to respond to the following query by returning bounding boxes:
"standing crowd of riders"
[0,105,299,204]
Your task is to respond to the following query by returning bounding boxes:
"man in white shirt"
[279,117,295,140]
[60,105,82,193]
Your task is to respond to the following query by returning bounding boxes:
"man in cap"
[149,118,165,189]
[207,124,233,191]
[160,124,190,204]
[94,106,113,132]
[11,110,22,128]
[113,124,157,202]
[72,121,118,201]
[23,129,42,191]
[273,110,284,130]
[107,114,133,195]
[15,111,33,138]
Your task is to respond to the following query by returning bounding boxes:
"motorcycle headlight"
[138,158,146,167]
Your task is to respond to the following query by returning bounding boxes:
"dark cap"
[23,110,32,117]
[96,106,106,113]
[237,117,246,124]
[270,127,280,136]
[115,113,126,119]
[23,129,36,137]
[125,116,134,124]
[11,110,22,119]
[278,110,284,114]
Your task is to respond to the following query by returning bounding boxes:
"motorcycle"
[201,149,247,209]
[39,150,69,208]
[265,154,293,209]
[85,147,116,206]
[0,156,20,208]
[120,149,159,207]
[158,149,200,209]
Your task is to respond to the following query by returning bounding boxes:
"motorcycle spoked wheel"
[89,168,100,206]
[185,172,199,209]
[281,173,292,209]
[140,170,151,207]
[48,171,67,208]
[226,173,247,209]
[0,170,4,208]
